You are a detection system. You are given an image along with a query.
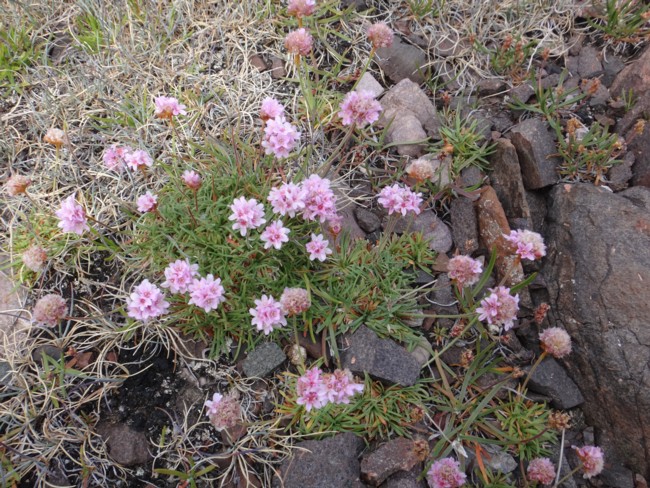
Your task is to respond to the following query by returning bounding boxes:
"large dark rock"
[360,437,428,486]
[274,432,364,488]
[450,196,479,255]
[611,45,650,99]
[509,118,561,190]
[241,342,286,378]
[341,325,421,386]
[542,183,650,477]
[385,210,453,254]
[526,358,584,409]
[376,37,428,84]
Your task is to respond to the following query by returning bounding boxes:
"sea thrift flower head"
[300,174,337,222]
[548,410,572,431]
[296,367,327,412]
[280,287,311,316]
[539,327,572,359]
[426,457,467,488]
[527,458,556,485]
[124,149,153,171]
[182,170,202,190]
[268,182,306,217]
[338,90,382,127]
[206,393,241,431]
[126,279,170,322]
[367,22,394,49]
[262,116,301,159]
[204,392,223,416]
[5,175,31,196]
[56,195,89,235]
[32,294,67,327]
[250,295,287,335]
[136,191,158,213]
[377,183,422,216]
[228,197,266,236]
[260,220,291,250]
[154,96,187,120]
[503,229,546,261]
[22,245,47,272]
[306,233,332,262]
[573,445,604,478]
[321,369,364,404]
[188,274,226,313]
[103,145,130,172]
[260,97,284,121]
[287,0,316,18]
[406,158,435,182]
[476,286,520,332]
[44,128,68,148]
[284,28,313,56]
[327,213,342,235]
[447,255,483,289]
[161,259,199,294]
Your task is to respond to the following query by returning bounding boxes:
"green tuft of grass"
[587,0,650,44]
[0,23,41,94]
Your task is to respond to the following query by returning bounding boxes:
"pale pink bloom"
[476,286,520,332]
[260,220,291,250]
[228,196,266,236]
[126,279,170,322]
[182,170,202,190]
[539,327,572,359]
[56,195,89,235]
[136,191,158,213]
[573,445,604,478]
[503,229,546,261]
[268,182,306,217]
[300,174,337,222]
[205,393,241,431]
[378,183,422,216]
[296,367,327,412]
[44,128,68,148]
[306,233,332,262]
[321,369,364,404]
[103,145,131,172]
[280,288,311,316]
[296,388,327,412]
[527,457,556,485]
[161,259,199,294]
[204,392,223,416]
[32,294,67,327]
[188,274,226,313]
[287,0,316,17]
[260,97,284,121]
[262,115,301,159]
[5,175,31,196]
[338,90,382,127]
[250,294,287,335]
[367,22,393,49]
[426,457,467,488]
[22,245,47,272]
[154,96,187,120]
[124,149,153,171]
[447,255,483,288]
[327,213,342,235]
[284,28,313,56]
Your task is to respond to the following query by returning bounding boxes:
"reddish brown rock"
[360,437,428,486]
[611,45,650,99]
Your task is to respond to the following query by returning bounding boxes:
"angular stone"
[542,183,650,476]
[241,342,286,378]
[340,325,421,386]
[477,79,507,96]
[354,207,381,233]
[249,54,268,72]
[460,166,484,188]
[269,56,286,79]
[376,37,428,84]
[357,72,384,99]
[360,437,428,486]
[602,55,626,88]
[385,113,427,157]
[385,210,452,253]
[488,138,532,226]
[527,358,584,409]
[510,83,535,104]
[274,432,364,488]
[450,197,479,254]
[96,422,150,466]
[383,466,427,488]
[607,151,634,191]
[611,45,650,99]
[577,46,603,78]
[509,118,561,189]
[379,79,440,136]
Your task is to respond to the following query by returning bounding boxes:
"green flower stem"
[318,122,355,177]
[521,350,547,392]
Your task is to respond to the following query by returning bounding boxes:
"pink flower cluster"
[5,175,31,196]
[539,327,572,359]
[426,457,467,488]
[260,97,285,121]
[250,294,287,335]
[573,445,604,478]
[306,233,332,261]
[124,149,154,171]
[188,274,226,313]
[367,22,393,49]
[182,170,202,190]
[504,229,546,261]
[126,279,170,322]
[136,191,158,213]
[32,294,67,327]
[338,90,382,127]
[476,286,520,332]
[103,145,153,172]
[296,367,364,412]
[261,220,291,250]
[286,0,316,17]
[56,195,89,235]
[378,183,423,216]
[527,457,556,485]
[204,392,241,431]
[262,116,301,159]
[447,255,483,289]
[285,28,313,56]
[268,182,306,217]
[229,197,266,236]
[154,96,187,120]
[268,174,338,224]
[280,287,311,316]
[161,259,199,294]
[22,245,47,272]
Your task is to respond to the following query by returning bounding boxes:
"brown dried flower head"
[548,410,572,431]
[5,175,31,196]
[44,128,68,148]
[534,302,550,325]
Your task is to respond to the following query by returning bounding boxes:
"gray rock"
[577,46,603,78]
[602,54,626,88]
[526,358,584,409]
[524,189,548,234]
[410,336,432,368]
[0,361,11,387]
[509,83,535,104]
[542,183,650,476]
[357,72,384,99]
[269,55,286,79]
[32,345,64,364]
[476,79,507,96]
[509,118,561,189]
[385,210,453,253]
[354,207,381,233]
[274,432,364,488]
[450,197,479,255]
[241,342,286,378]
[96,422,150,466]
[360,437,428,486]
[460,166,484,188]
[628,122,650,187]
[376,37,428,84]
[379,79,440,136]
[599,464,635,488]
[341,325,421,386]
[385,113,428,157]
[565,56,579,77]
[481,444,517,473]
[587,83,611,108]
[607,151,634,191]
[382,466,427,488]
[611,44,650,99]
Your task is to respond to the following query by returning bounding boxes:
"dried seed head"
[548,410,572,430]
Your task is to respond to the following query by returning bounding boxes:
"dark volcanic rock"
[341,325,421,386]
[96,422,150,466]
[577,46,603,79]
[382,466,427,488]
[241,342,286,378]
[542,183,650,477]
[354,207,381,233]
[376,37,428,84]
[385,210,453,254]
[274,432,364,488]
[450,196,479,255]
[526,358,584,409]
[360,437,428,486]
[611,45,650,99]
[509,118,561,190]
[628,123,650,187]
